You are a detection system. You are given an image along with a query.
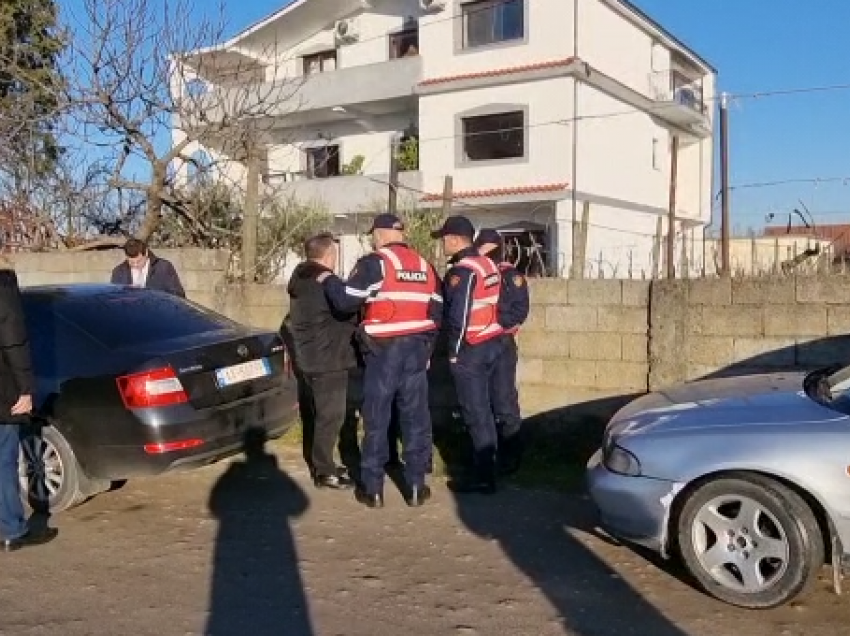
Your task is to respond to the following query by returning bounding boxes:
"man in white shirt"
[110,238,185,297]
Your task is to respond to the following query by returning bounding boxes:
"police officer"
[474,228,530,475]
[432,216,505,494]
[318,213,442,508]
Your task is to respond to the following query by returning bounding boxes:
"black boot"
[354,486,384,508]
[3,527,58,552]
[498,434,524,476]
[405,484,432,507]
[447,454,497,495]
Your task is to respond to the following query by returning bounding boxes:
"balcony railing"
[649,69,706,115]
[263,170,423,215]
[196,55,421,125]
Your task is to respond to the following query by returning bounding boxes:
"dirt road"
[1,445,848,636]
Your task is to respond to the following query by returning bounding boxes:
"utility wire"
[729,176,850,191]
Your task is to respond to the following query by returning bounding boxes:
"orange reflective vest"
[497,262,519,336]
[362,244,438,338]
[456,254,504,345]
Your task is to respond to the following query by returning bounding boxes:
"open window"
[389,26,419,59]
[304,145,341,179]
[461,110,525,162]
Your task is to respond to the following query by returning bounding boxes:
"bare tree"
[156,178,332,282]
[65,0,303,246]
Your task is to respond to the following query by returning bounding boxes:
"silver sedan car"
[587,366,850,609]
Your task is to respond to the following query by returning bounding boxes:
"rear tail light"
[116,366,189,409]
[144,439,204,454]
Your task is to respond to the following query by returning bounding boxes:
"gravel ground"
[1,445,849,636]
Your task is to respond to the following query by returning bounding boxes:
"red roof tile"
[420,183,569,202]
[418,57,577,87]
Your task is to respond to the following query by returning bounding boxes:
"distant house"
[763,223,850,261]
[171,0,716,278]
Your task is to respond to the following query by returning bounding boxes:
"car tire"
[676,474,824,609]
[18,422,110,514]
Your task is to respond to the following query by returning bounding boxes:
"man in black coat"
[282,233,360,489]
[110,238,186,297]
[0,262,58,550]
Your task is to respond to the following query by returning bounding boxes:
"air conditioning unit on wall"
[420,0,447,12]
[334,18,361,44]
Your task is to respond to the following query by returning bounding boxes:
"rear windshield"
[54,290,237,349]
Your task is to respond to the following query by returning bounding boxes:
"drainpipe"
[569,0,580,278]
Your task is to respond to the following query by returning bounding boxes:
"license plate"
[215,358,271,388]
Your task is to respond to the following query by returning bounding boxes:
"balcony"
[198,55,422,129]
[266,170,423,215]
[648,69,710,134]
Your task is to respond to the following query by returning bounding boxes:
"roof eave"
[608,0,717,75]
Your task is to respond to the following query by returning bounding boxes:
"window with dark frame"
[389,28,419,59]
[302,49,338,75]
[462,111,525,162]
[305,145,341,179]
[462,0,524,49]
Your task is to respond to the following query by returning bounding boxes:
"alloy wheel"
[18,434,64,506]
[691,494,790,593]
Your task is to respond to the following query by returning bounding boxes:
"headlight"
[603,443,642,476]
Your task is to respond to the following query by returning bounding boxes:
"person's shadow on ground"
[448,491,690,636]
[205,427,313,636]
[435,425,690,636]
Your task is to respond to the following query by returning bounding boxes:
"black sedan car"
[17,284,297,513]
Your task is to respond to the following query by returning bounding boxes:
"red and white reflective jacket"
[456,254,504,345]
[362,244,439,338]
[497,262,519,336]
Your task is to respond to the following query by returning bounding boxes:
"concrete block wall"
[515,280,650,406]
[11,249,230,309]
[15,250,850,417]
[222,279,653,414]
[649,276,850,389]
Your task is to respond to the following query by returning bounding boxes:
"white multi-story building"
[173,0,716,278]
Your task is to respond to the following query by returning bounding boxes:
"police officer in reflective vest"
[432,216,505,494]
[318,213,442,508]
[474,228,530,475]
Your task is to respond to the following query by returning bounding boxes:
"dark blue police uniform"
[474,228,530,475]
[433,217,505,494]
[320,215,442,508]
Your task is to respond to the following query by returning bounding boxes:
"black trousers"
[297,369,360,478]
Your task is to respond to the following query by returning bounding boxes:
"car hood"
[607,372,847,438]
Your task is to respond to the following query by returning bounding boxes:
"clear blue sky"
[634,0,850,232]
[58,0,850,231]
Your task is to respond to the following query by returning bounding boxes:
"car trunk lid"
[119,330,290,410]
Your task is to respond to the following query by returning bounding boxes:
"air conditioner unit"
[420,0,447,12]
[334,18,360,44]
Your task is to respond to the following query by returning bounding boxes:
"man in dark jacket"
[0,263,58,550]
[282,233,360,489]
[110,238,186,297]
